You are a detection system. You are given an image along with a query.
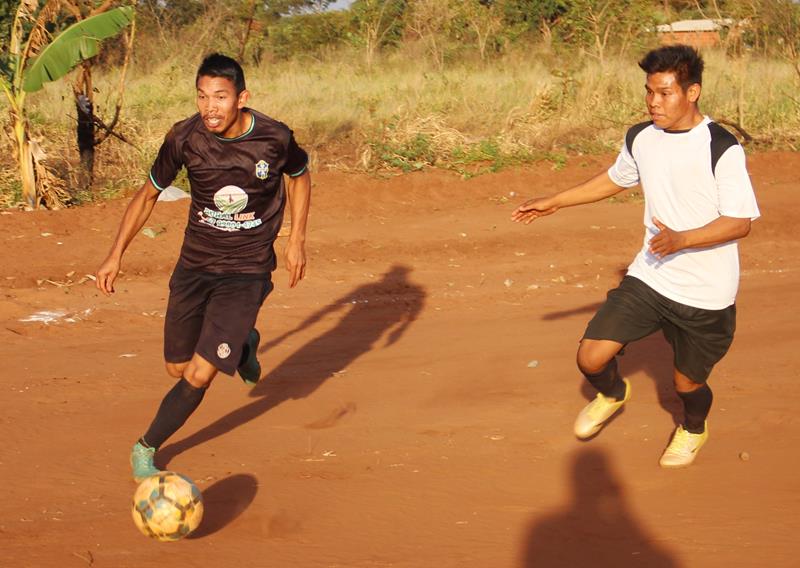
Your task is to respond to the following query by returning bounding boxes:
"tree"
[498,0,566,43]
[349,0,406,69]
[558,0,655,66]
[231,0,332,63]
[457,0,503,61]
[0,2,133,208]
[55,1,137,192]
[757,0,800,81]
[407,0,458,71]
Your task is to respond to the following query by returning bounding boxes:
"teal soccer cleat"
[130,442,161,483]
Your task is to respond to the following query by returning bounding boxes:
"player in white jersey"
[511,45,760,468]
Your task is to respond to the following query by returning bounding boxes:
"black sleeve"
[625,120,653,155]
[707,122,739,176]
[284,131,308,177]
[149,127,184,190]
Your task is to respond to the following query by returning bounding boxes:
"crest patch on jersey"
[255,160,270,180]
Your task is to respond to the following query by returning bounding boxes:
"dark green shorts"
[583,276,736,383]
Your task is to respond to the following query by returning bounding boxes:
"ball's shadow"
[188,473,258,539]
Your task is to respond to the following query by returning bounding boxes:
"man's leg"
[131,355,218,481]
[577,339,627,400]
[237,328,262,386]
[659,369,712,468]
[572,276,662,440]
[658,302,734,468]
[573,339,632,439]
[674,370,712,434]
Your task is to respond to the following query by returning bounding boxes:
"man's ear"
[687,83,701,104]
[237,89,250,109]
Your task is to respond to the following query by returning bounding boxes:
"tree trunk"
[75,62,95,192]
[76,93,94,191]
[13,113,37,209]
[7,92,37,208]
[239,0,257,62]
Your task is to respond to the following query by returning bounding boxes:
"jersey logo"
[199,184,260,232]
[255,160,270,180]
[213,185,249,214]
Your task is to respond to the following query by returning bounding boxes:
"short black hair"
[196,53,246,94]
[638,45,703,92]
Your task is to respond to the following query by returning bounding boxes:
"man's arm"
[95,179,160,296]
[649,216,751,259]
[511,171,627,224]
[284,170,311,288]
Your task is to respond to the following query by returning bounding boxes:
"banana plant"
[0,2,133,208]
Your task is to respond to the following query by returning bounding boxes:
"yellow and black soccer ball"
[131,472,204,541]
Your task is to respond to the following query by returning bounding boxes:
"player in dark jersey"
[511,45,759,468]
[95,53,311,481]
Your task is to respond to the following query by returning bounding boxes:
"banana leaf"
[23,6,134,93]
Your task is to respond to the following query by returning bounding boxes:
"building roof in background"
[656,19,733,33]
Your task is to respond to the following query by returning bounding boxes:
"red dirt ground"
[0,153,797,568]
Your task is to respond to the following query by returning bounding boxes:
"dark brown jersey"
[150,109,308,274]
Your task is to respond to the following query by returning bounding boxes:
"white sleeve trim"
[288,164,308,178]
[149,171,166,192]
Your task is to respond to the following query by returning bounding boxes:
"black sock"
[583,357,626,401]
[677,384,712,434]
[140,378,207,450]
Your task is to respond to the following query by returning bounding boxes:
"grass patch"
[1,47,798,204]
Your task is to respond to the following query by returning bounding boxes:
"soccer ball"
[131,472,204,541]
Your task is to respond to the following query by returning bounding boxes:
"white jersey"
[607,116,760,310]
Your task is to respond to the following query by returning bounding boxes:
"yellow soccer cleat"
[659,423,708,468]
[574,379,631,439]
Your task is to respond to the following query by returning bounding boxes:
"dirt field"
[1,152,797,568]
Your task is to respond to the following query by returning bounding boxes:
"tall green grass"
[2,46,798,205]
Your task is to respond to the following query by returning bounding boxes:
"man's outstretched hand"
[511,197,558,224]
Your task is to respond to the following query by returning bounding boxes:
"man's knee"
[674,369,704,393]
[181,356,218,388]
[576,340,619,375]
[165,362,188,379]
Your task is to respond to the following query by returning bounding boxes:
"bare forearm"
[649,215,752,259]
[551,171,626,209]
[681,216,751,249]
[107,182,159,259]
[283,171,311,288]
[286,171,311,243]
[512,171,626,224]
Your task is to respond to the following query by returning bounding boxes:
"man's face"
[645,71,700,131]
[196,75,248,136]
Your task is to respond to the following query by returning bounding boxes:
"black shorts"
[164,264,273,375]
[583,276,736,383]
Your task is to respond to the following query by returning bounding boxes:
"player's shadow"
[158,264,426,467]
[188,473,258,539]
[521,447,681,567]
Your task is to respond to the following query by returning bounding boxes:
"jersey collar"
[214,110,255,142]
